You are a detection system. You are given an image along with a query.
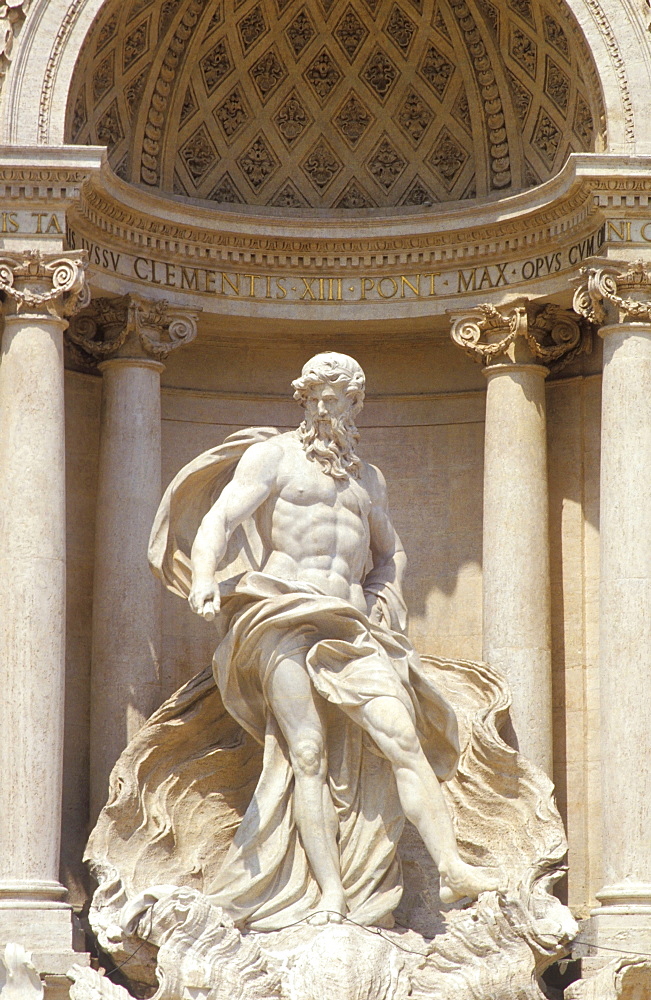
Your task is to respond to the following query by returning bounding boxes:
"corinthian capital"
[67,294,199,362]
[572,258,651,325]
[449,300,590,371]
[0,250,89,317]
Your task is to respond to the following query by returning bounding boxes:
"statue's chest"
[279,462,370,517]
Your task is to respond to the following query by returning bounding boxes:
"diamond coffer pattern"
[66,0,604,208]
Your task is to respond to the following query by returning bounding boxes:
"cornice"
[66,153,621,272]
[0,145,105,200]
[1,147,649,319]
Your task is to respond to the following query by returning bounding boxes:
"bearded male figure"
[148,352,499,930]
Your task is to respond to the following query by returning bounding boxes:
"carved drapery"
[450,300,590,371]
[67,293,198,361]
[0,0,31,88]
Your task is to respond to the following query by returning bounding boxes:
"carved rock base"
[78,652,585,1000]
[69,882,575,1000]
[0,943,44,999]
[565,958,651,999]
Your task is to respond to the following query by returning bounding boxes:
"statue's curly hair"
[291,352,365,414]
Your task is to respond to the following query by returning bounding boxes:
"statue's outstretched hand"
[188,579,220,621]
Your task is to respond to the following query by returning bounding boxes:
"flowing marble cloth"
[147,428,460,930]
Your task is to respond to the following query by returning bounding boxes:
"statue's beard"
[298,412,362,480]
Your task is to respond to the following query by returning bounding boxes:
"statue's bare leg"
[349,695,500,903]
[266,653,346,923]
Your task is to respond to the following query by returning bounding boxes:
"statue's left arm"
[364,465,408,631]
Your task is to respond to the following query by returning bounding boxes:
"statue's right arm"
[188,440,281,618]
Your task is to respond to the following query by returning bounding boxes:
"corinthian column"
[573,259,651,955]
[450,302,590,776]
[68,295,198,821]
[0,250,89,965]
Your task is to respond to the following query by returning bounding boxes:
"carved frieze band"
[67,293,199,362]
[572,259,651,325]
[0,249,89,316]
[450,300,590,370]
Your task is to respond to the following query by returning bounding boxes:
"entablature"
[2,148,651,323]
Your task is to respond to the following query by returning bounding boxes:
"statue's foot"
[308,910,346,926]
[308,891,347,925]
[439,861,500,905]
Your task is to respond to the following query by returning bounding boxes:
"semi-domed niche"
[66,0,605,209]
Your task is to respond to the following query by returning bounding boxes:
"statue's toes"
[307,908,345,926]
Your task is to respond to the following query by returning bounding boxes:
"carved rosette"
[450,301,590,371]
[67,294,199,363]
[0,249,89,318]
[572,259,651,325]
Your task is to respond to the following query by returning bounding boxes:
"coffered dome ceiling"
[66,0,605,209]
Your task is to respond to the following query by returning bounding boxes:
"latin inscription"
[64,219,650,303]
[0,211,64,235]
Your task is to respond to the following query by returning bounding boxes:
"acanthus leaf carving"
[67,293,199,362]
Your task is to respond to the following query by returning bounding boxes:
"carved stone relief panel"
[66,0,605,208]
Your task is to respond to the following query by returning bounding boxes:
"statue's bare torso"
[191,427,399,620]
[257,432,373,610]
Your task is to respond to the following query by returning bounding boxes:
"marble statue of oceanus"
[82,354,577,1000]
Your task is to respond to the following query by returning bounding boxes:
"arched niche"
[2,0,644,167]
[62,0,606,208]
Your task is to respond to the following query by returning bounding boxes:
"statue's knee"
[291,736,325,777]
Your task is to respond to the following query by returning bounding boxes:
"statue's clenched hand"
[189,579,220,621]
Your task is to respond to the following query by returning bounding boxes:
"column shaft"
[482,363,552,775]
[0,313,68,898]
[89,358,163,820]
[597,324,651,910]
